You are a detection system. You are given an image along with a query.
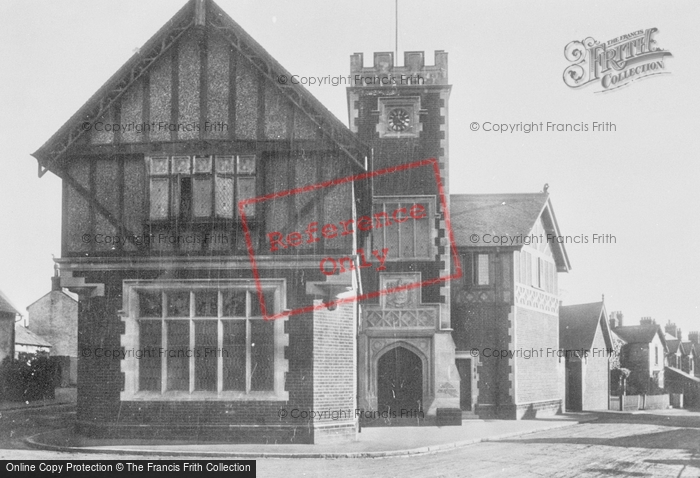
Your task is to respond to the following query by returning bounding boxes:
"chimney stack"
[51,263,61,292]
[689,331,700,345]
[640,316,656,326]
[665,320,678,339]
[609,311,623,328]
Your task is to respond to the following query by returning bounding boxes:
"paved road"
[1,406,700,477]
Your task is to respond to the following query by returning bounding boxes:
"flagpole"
[395,0,398,62]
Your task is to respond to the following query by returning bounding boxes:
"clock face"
[388,108,411,132]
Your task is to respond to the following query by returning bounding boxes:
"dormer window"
[147,155,256,221]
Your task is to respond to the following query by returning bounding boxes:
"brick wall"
[513,307,560,405]
[75,268,319,443]
[312,299,357,443]
[77,290,123,424]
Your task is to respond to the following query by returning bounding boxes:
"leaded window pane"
[194,321,217,391]
[222,290,246,317]
[149,156,169,175]
[222,320,246,391]
[166,321,190,391]
[194,155,212,173]
[172,155,191,174]
[138,321,161,391]
[139,291,162,318]
[195,291,218,317]
[237,177,256,217]
[215,155,235,173]
[167,292,190,317]
[237,155,256,174]
[250,290,274,317]
[250,320,274,391]
[193,177,213,217]
[149,178,169,219]
[215,175,234,218]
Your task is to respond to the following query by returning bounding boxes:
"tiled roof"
[451,193,548,246]
[666,339,682,354]
[0,289,21,315]
[14,325,52,348]
[560,301,609,351]
[450,193,571,271]
[612,325,666,347]
[665,366,700,383]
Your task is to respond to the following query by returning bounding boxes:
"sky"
[1,0,699,336]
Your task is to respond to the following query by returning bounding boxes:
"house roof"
[0,289,21,316]
[612,324,667,350]
[682,342,696,356]
[560,301,612,351]
[450,193,571,272]
[32,0,367,174]
[26,289,77,311]
[665,366,700,383]
[14,325,52,348]
[666,338,683,355]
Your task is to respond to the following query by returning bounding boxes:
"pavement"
[9,390,700,459]
[23,412,599,458]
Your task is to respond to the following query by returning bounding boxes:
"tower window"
[372,197,433,261]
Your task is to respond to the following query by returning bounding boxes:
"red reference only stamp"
[239,158,461,320]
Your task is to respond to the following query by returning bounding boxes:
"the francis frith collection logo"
[563,28,672,92]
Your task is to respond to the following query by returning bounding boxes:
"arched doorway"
[377,346,423,415]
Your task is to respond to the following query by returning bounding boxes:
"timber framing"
[32,0,367,176]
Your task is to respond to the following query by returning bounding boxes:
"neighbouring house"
[26,270,79,386]
[559,301,614,411]
[663,325,700,408]
[31,0,460,443]
[664,321,684,369]
[665,366,700,408]
[0,289,21,363]
[450,192,571,419]
[681,341,696,376]
[14,324,52,357]
[689,332,700,378]
[612,318,667,394]
[666,337,684,369]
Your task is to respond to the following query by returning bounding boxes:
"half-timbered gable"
[33,0,368,444]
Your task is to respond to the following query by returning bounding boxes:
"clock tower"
[348,51,460,421]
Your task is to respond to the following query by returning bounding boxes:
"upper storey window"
[147,155,256,221]
[371,197,434,261]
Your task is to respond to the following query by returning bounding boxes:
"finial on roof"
[543,183,549,193]
[602,293,604,302]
